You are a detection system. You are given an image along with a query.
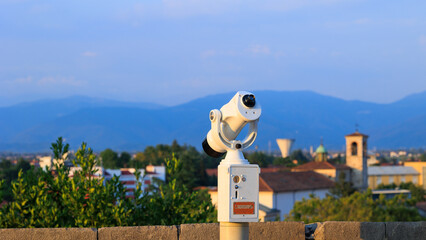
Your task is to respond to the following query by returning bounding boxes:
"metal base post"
[220,222,249,240]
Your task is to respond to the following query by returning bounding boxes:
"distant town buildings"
[69,165,166,198]
[204,130,426,221]
[403,161,426,190]
[38,155,53,169]
[37,153,71,169]
[288,131,425,191]
[292,161,351,182]
[367,154,380,166]
[368,166,419,189]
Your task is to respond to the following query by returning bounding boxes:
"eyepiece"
[202,138,225,158]
[242,94,256,108]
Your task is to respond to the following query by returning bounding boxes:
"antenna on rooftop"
[355,123,359,132]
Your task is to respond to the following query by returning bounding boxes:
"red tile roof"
[292,161,351,171]
[206,169,218,177]
[121,170,133,175]
[194,186,217,191]
[260,171,334,192]
[260,166,290,173]
[345,132,369,137]
[121,181,136,185]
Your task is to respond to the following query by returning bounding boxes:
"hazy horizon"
[1,89,426,108]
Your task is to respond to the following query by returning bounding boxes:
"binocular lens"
[242,94,256,108]
[202,138,225,158]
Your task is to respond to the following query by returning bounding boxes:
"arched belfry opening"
[351,142,358,156]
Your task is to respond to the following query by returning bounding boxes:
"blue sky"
[1,0,426,106]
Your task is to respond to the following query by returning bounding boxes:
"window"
[388,176,393,184]
[401,176,405,183]
[351,142,358,156]
[413,176,417,184]
[377,176,381,185]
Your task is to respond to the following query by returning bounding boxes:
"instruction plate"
[233,202,255,215]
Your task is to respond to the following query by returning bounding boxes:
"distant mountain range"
[0,91,425,152]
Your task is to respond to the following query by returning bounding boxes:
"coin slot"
[233,175,240,183]
[235,191,238,199]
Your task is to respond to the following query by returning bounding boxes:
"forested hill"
[0,91,425,152]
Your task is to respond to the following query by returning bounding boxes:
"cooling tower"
[276,139,295,158]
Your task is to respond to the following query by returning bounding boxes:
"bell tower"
[345,131,368,189]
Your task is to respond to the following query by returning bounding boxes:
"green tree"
[100,148,119,168]
[289,149,310,164]
[0,138,216,228]
[377,182,426,204]
[147,154,216,225]
[131,141,209,189]
[329,154,344,164]
[244,152,272,167]
[50,136,69,163]
[118,152,131,168]
[286,190,423,223]
[0,158,32,201]
[329,172,355,197]
[273,156,295,167]
[0,139,136,228]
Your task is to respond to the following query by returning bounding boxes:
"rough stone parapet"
[179,223,219,240]
[98,225,178,240]
[386,222,426,240]
[179,222,304,240]
[0,228,97,240]
[249,221,305,240]
[314,221,385,240]
[1,221,425,239]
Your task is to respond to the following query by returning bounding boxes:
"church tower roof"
[345,131,369,138]
[315,144,327,154]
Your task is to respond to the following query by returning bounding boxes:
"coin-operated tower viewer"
[202,91,261,240]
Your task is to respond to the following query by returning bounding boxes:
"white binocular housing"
[202,91,262,157]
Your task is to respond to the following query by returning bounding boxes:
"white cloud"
[1,76,33,85]
[353,18,370,25]
[14,76,33,84]
[248,45,271,55]
[82,51,97,57]
[331,51,343,57]
[200,49,239,58]
[201,50,217,58]
[201,45,282,58]
[1,76,85,90]
[37,76,84,87]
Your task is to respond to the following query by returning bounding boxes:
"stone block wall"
[0,221,424,240]
[0,228,97,240]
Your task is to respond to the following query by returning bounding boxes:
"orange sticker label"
[233,202,255,215]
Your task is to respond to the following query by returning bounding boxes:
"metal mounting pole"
[220,222,249,240]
